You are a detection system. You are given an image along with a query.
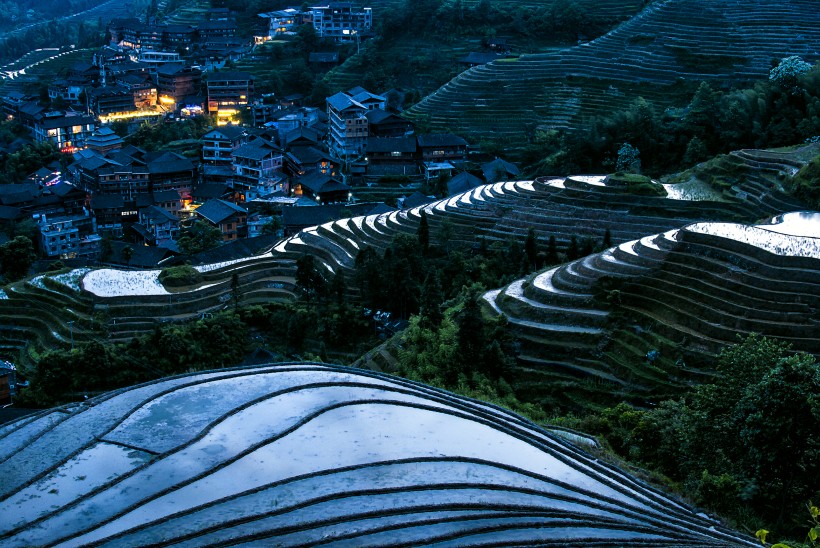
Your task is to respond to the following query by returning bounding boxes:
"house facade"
[311,3,372,42]
[327,91,368,158]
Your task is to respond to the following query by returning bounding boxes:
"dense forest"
[507,59,820,181]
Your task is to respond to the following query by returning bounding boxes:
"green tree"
[417,210,430,253]
[524,227,538,271]
[0,236,36,281]
[295,254,326,304]
[770,55,812,95]
[177,222,222,255]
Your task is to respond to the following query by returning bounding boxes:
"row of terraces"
[0,363,756,546]
[406,0,820,138]
[483,211,820,410]
[0,148,811,358]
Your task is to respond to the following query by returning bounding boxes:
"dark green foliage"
[580,335,819,538]
[566,235,580,261]
[524,227,538,271]
[158,265,204,288]
[520,64,820,179]
[177,222,222,255]
[0,140,66,184]
[295,254,326,304]
[0,235,36,281]
[417,210,430,253]
[419,271,444,328]
[789,155,820,208]
[395,284,542,421]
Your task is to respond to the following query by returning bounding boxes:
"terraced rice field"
[0,147,812,379]
[0,363,757,546]
[0,48,96,95]
[406,0,820,139]
[483,210,820,409]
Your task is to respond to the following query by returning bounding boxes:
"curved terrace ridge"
[0,364,756,547]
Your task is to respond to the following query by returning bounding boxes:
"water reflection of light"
[761,211,820,237]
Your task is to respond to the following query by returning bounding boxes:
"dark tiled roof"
[141,205,178,223]
[193,183,231,200]
[482,158,520,182]
[447,172,484,195]
[459,52,504,65]
[296,171,349,194]
[417,133,468,148]
[196,198,247,224]
[366,137,416,154]
[91,194,125,209]
[148,152,194,175]
[152,189,180,203]
[287,146,330,165]
[233,142,279,161]
[206,71,252,82]
[402,191,436,209]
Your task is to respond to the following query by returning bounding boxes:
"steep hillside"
[0,363,756,546]
[483,211,820,410]
[0,145,812,365]
[406,0,820,140]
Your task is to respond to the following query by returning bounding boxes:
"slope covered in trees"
[406,0,820,143]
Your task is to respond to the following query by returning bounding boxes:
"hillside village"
[0,0,819,545]
[0,3,520,270]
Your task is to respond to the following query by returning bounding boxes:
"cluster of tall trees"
[518,60,820,177]
[572,335,820,541]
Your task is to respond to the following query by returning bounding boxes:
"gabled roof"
[148,152,194,175]
[284,126,320,147]
[108,240,176,268]
[351,90,385,105]
[153,189,181,203]
[141,205,178,223]
[91,194,125,209]
[482,158,520,182]
[364,109,404,125]
[192,183,232,200]
[417,133,468,148]
[296,171,349,195]
[206,71,252,82]
[233,142,280,161]
[327,92,365,112]
[204,125,246,141]
[447,172,484,196]
[366,137,416,154]
[287,145,332,165]
[459,52,505,65]
[195,198,247,224]
[367,202,396,215]
[402,191,436,209]
[50,182,85,199]
[0,183,39,206]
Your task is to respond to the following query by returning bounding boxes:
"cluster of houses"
[0,3,525,268]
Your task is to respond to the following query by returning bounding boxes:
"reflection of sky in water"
[688,212,820,258]
[568,175,607,186]
[762,211,820,237]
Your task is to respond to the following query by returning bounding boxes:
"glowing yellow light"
[99,111,164,123]
[159,96,176,105]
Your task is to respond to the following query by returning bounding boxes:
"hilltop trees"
[770,55,812,95]
[581,335,820,538]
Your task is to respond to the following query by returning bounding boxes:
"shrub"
[158,265,203,288]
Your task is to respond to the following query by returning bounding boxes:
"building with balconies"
[32,111,96,152]
[327,91,368,159]
[311,3,372,43]
[201,125,248,165]
[206,71,254,122]
[36,214,80,258]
